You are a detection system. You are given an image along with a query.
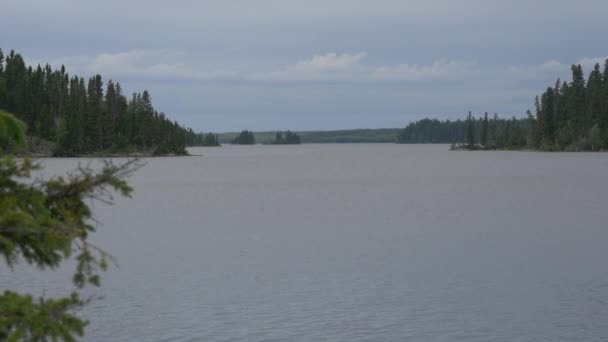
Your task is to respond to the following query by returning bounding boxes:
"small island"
[232,130,256,145]
[266,130,301,145]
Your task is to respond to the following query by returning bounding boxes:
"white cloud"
[505,57,607,82]
[33,50,608,86]
[537,60,564,72]
[289,52,367,72]
[576,56,608,70]
[34,49,240,82]
[253,52,368,81]
[370,60,475,81]
[506,59,568,81]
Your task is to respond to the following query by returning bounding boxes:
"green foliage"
[232,130,256,145]
[556,121,576,150]
[0,110,26,153]
[0,156,139,273]
[0,157,141,340]
[0,115,141,339]
[505,117,527,149]
[0,291,85,342]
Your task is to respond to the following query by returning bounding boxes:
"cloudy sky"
[2,0,607,131]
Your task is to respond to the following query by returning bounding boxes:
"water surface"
[3,144,608,341]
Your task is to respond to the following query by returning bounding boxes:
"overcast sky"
[2,0,607,131]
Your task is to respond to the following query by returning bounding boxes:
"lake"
[3,144,608,341]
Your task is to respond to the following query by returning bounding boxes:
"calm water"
[3,144,608,341]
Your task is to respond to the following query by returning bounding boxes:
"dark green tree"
[539,87,556,148]
[570,64,586,134]
[85,75,103,151]
[232,130,255,145]
[269,130,301,144]
[466,111,475,149]
[490,113,498,147]
[480,112,489,147]
[585,63,603,132]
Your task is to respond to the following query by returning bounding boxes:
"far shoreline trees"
[232,130,255,145]
[202,133,221,146]
[398,59,608,152]
[186,131,220,147]
[266,130,301,145]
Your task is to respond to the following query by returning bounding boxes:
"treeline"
[299,128,397,143]
[186,131,220,146]
[398,60,608,151]
[232,130,256,145]
[218,128,400,144]
[457,112,529,150]
[266,130,301,145]
[396,118,469,143]
[0,48,203,156]
[397,115,529,150]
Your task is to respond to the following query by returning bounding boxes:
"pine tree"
[480,112,489,147]
[85,75,103,151]
[556,80,569,128]
[602,60,608,147]
[138,91,153,148]
[103,80,117,149]
[570,64,586,134]
[490,113,498,147]
[585,63,603,131]
[540,87,556,147]
[113,82,130,149]
[466,111,475,149]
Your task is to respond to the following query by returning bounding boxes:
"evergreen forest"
[0,49,206,156]
[397,61,608,151]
